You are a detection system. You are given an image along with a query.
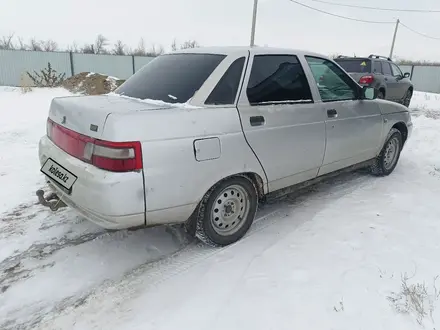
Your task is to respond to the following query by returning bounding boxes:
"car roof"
[335,56,392,63]
[334,57,371,61]
[171,46,329,60]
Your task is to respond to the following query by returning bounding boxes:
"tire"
[371,128,403,176]
[378,90,385,99]
[195,175,258,247]
[403,89,413,107]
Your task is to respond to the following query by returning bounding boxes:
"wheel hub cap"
[383,137,399,170]
[211,185,250,236]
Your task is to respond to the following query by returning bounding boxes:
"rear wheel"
[378,90,385,99]
[371,128,402,176]
[195,175,258,247]
[403,89,413,107]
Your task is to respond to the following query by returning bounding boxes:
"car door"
[381,61,399,101]
[237,51,326,193]
[304,56,384,176]
[390,62,409,100]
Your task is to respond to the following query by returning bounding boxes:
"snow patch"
[108,92,201,109]
[0,87,440,330]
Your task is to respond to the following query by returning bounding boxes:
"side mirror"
[362,86,378,100]
[404,72,411,78]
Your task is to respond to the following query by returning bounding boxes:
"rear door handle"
[250,116,265,126]
[327,109,338,118]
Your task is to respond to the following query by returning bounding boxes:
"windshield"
[115,53,226,103]
[334,59,371,73]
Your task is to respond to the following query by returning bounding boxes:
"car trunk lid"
[48,94,172,139]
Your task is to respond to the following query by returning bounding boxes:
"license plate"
[40,158,78,190]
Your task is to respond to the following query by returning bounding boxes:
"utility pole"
[250,0,259,46]
[389,18,400,59]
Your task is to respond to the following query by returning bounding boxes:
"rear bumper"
[39,135,145,230]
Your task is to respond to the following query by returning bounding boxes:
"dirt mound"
[62,72,125,95]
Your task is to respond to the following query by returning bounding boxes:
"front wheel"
[371,128,403,176]
[195,175,258,247]
[403,89,413,107]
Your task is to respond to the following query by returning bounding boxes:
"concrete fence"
[1,49,440,94]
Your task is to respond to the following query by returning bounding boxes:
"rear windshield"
[334,59,371,73]
[115,53,226,103]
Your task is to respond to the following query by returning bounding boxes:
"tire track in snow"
[23,207,289,330]
[1,172,370,330]
[35,172,373,329]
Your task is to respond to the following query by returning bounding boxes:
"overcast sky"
[1,0,440,60]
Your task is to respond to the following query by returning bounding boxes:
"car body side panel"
[317,99,384,176]
[103,107,266,226]
[377,100,413,146]
[302,56,385,176]
[236,51,326,193]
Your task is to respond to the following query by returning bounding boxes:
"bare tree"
[0,33,15,50]
[41,39,58,52]
[17,37,27,50]
[145,44,164,57]
[112,40,126,55]
[81,43,95,54]
[0,34,201,55]
[81,34,109,54]
[67,42,79,53]
[130,38,147,56]
[29,38,43,51]
[95,34,109,54]
[180,40,199,49]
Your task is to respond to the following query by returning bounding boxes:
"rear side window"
[115,54,226,104]
[246,55,312,105]
[205,57,245,105]
[390,63,403,77]
[373,61,382,74]
[381,62,392,75]
[334,59,371,73]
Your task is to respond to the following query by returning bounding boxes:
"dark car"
[334,54,414,107]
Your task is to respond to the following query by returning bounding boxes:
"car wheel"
[371,128,402,176]
[378,90,385,99]
[195,175,258,247]
[403,89,413,107]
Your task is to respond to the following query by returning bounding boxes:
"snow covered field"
[0,87,439,330]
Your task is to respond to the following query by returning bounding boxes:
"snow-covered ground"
[0,87,439,330]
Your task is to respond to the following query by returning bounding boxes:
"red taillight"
[359,75,374,84]
[46,119,143,172]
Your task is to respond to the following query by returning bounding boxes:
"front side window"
[390,63,403,77]
[246,55,313,105]
[205,57,245,105]
[115,53,226,104]
[306,56,358,102]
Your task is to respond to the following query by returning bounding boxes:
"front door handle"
[250,116,265,126]
[327,109,338,118]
